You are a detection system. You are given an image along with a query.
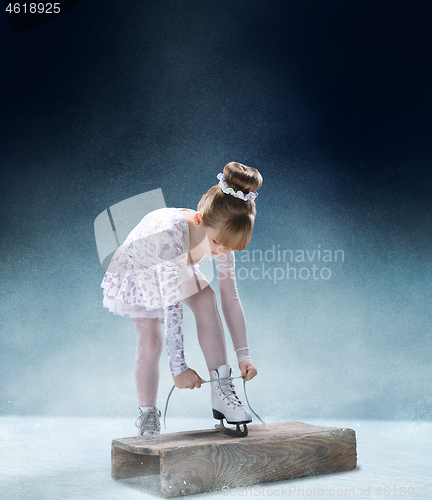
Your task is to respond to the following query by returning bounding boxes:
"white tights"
[131,285,228,407]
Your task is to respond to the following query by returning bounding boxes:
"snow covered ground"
[1,417,431,500]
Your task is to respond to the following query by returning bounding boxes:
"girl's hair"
[197,162,263,250]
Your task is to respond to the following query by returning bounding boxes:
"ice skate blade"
[215,420,248,438]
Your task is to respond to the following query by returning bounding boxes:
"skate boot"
[210,364,252,437]
[135,405,161,436]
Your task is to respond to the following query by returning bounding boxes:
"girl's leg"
[182,285,228,372]
[131,317,163,407]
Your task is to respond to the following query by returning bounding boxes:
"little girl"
[101,162,262,435]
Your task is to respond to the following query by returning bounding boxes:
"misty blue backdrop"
[0,0,431,422]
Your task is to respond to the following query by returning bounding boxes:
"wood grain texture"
[111,443,160,480]
[111,421,357,497]
[112,421,346,452]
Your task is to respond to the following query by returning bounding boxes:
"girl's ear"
[194,213,203,226]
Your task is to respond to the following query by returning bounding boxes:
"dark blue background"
[1,0,431,420]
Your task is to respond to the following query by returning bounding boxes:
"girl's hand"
[239,360,258,381]
[173,368,205,389]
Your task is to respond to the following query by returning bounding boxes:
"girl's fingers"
[245,367,257,381]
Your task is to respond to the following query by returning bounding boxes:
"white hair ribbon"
[217,173,258,202]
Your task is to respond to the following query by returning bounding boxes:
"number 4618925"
[5,3,61,14]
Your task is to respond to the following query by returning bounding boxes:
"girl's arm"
[214,251,251,363]
[157,254,205,387]
[155,230,190,378]
[215,252,257,381]
[128,227,190,378]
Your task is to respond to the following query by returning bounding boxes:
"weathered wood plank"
[159,424,356,497]
[111,421,357,497]
[111,443,160,480]
[113,421,346,452]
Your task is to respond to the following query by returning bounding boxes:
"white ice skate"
[210,364,252,437]
[135,405,161,436]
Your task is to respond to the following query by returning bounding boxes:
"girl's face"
[202,225,229,255]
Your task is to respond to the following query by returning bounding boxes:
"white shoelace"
[216,378,243,407]
[164,376,269,431]
[135,407,161,435]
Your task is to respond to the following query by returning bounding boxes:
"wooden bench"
[112,421,357,497]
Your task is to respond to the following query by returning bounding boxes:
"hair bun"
[223,162,263,196]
